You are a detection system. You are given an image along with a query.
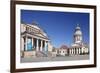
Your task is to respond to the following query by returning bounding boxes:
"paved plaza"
[21,55,89,63]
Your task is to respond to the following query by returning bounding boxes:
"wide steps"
[36,51,47,57]
[36,51,52,57]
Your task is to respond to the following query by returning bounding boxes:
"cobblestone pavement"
[21,55,89,63]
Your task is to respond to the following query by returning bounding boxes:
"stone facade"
[51,24,89,56]
[21,23,53,58]
[21,23,89,58]
[69,24,89,56]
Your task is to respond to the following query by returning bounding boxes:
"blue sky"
[21,10,89,48]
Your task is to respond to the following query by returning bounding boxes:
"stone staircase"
[36,51,47,57]
[46,51,52,57]
[36,51,52,57]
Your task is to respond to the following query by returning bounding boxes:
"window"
[27,38,32,51]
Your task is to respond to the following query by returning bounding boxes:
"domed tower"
[74,24,82,44]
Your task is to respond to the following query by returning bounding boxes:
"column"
[75,48,76,55]
[21,37,24,57]
[71,49,72,55]
[79,48,80,55]
[32,38,34,50]
[44,41,48,51]
[69,49,71,55]
[40,40,43,51]
[73,48,75,55]
[44,41,46,51]
[46,42,48,51]
[36,39,39,51]
[80,48,82,54]
[81,48,83,54]
[86,48,89,53]
[70,49,71,55]
[78,48,79,54]
[21,37,24,51]
[72,49,73,55]
[73,48,74,55]
[25,36,28,51]
[76,48,79,55]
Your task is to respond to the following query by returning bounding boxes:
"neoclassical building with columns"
[20,22,89,58]
[21,22,53,58]
[69,24,89,56]
[51,24,89,57]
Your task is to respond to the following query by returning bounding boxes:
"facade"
[20,22,89,58]
[69,24,89,55]
[21,22,53,58]
[57,45,68,56]
[51,24,89,57]
[52,45,69,57]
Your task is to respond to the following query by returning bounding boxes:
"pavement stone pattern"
[21,55,89,63]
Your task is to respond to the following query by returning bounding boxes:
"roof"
[74,24,82,35]
[22,22,48,37]
[74,30,82,35]
[71,43,83,48]
[60,45,68,49]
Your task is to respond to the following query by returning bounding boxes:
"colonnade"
[69,48,81,55]
[21,36,48,52]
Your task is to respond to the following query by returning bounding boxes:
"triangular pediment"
[36,32,48,39]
